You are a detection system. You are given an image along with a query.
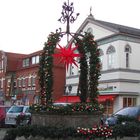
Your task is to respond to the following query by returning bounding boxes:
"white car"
[5,105,31,126]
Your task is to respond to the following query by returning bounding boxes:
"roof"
[78,14,140,38]
[95,19,140,37]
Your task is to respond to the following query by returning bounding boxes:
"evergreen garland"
[76,33,100,103]
[76,38,88,103]
[39,32,60,105]
[85,33,101,103]
[39,31,100,105]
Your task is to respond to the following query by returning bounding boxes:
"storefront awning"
[55,95,117,103]
[55,96,80,103]
[98,95,117,102]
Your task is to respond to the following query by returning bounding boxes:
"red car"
[0,106,10,127]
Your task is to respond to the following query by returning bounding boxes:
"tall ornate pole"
[58,0,79,43]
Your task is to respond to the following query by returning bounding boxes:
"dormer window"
[23,58,29,67]
[31,55,39,65]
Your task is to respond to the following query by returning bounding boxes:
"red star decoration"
[53,43,81,70]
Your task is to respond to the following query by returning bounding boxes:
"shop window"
[123,97,136,107]
[101,100,113,115]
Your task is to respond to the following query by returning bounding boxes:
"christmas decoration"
[77,125,113,139]
[39,32,61,105]
[38,0,101,105]
[76,33,101,103]
[30,102,104,114]
[53,43,81,70]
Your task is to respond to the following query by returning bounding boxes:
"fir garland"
[76,38,88,103]
[39,32,60,105]
[76,33,100,103]
[85,33,101,103]
[39,31,100,105]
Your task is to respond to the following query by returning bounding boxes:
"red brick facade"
[0,49,65,105]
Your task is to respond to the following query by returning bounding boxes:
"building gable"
[75,14,118,40]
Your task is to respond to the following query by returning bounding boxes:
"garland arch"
[39,31,101,105]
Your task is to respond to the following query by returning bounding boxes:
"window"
[99,49,104,69]
[7,79,11,87]
[0,60,3,70]
[87,27,93,34]
[123,97,136,107]
[32,57,36,64]
[13,80,17,88]
[1,79,3,88]
[0,78,3,89]
[31,76,36,86]
[125,44,131,68]
[106,45,115,69]
[126,53,129,68]
[23,58,29,67]
[22,77,26,87]
[125,44,131,53]
[28,76,31,86]
[18,78,21,87]
[9,106,23,113]
[34,96,39,104]
[69,65,74,75]
[31,55,39,65]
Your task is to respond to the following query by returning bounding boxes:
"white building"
[65,14,140,114]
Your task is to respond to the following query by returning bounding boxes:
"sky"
[0,0,140,54]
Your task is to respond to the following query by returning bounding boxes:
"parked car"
[5,105,31,126]
[104,106,140,126]
[0,105,10,127]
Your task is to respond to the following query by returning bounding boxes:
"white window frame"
[106,46,115,69]
[31,55,39,65]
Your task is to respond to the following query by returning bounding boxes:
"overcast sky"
[0,0,140,54]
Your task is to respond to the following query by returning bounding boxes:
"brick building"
[0,49,65,105]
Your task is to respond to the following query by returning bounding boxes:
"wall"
[31,113,102,128]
